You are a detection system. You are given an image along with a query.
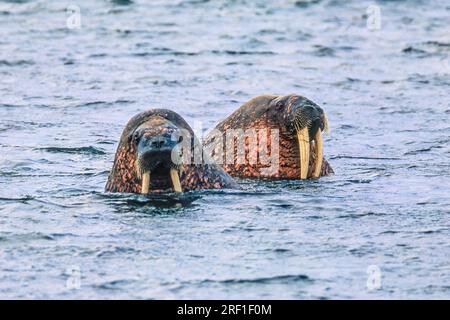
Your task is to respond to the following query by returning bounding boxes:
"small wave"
[269,202,294,209]
[36,146,106,155]
[381,229,446,235]
[257,29,283,35]
[402,46,428,55]
[345,179,372,184]
[93,279,139,290]
[348,247,373,257]
[196,188,278,197]
[99,191,201,208]
[96,246,140,258]
[225,61,254,66]
[265,248,291,254]
[0,60,34,67]
[0,104,21,108]
[175,0,210,7]
[132,50,198,57]
[338,211,388,219]
[404,146,442,156]
[75,99,134,108]
[417,229,446,235]
[0,195,34,203]
[424,41,450,48]
[295,0,321,8]
[148,79,182,86]
[223,225,270,233]
[110,0,134,5]
[210,50,275,56]
[380,230,398,235]
[0,232,55,243]
[133,49,276,57]
[88,53,108,58]
[202,274,311,285]
[312,45,335,57]
[402,41,450,56]
[329,155,400,160]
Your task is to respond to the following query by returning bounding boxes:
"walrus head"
[105,109,192,193]
[269,94,329,179]
[133,116,186,193]
[105,109,238,194]
[204,94,333,180]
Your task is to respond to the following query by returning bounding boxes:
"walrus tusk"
[312,130,323,178]
[297,127,310,179]
[141,171,150,194]
[170,168,182,192]
[323,112,330,134]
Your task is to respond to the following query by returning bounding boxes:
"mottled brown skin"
[204,94,334,179]
[105,109,237,193]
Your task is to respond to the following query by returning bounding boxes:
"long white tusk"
[141,171,150,194]
[297,127,310,179]
[323,112,330,134]
[312,130,323,178]
[170,168,182,192]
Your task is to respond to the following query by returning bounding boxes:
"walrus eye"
[276,101,283,109]
[130,131,140,144]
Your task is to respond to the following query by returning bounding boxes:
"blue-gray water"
[0,0,449,299]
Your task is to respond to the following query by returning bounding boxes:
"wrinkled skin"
[204,94,334,179]
[105,109,237,193]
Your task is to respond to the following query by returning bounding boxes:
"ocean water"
[0,0,449,299]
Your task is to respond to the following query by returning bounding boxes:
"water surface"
[0,0,449,299]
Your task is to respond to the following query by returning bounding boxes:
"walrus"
[203,94,334,179]
[105,109,237,194]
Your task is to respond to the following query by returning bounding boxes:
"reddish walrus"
[105,109,237,194]
[203,94,334,179]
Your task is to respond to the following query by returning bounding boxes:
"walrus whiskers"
[312,130,323,178]
[293,111,312,131]
[170,168,182,192]
[297,127,310,179]
[141,171,150,194]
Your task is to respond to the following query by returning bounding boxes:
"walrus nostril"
[151,139,165,148]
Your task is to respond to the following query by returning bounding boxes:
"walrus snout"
[137,131,177,157]
[135,129,183,193]
[270,95,330,179]
[136,133,179,175]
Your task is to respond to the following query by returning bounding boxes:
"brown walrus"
[203,94,334,179]
[105,109,237,194]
